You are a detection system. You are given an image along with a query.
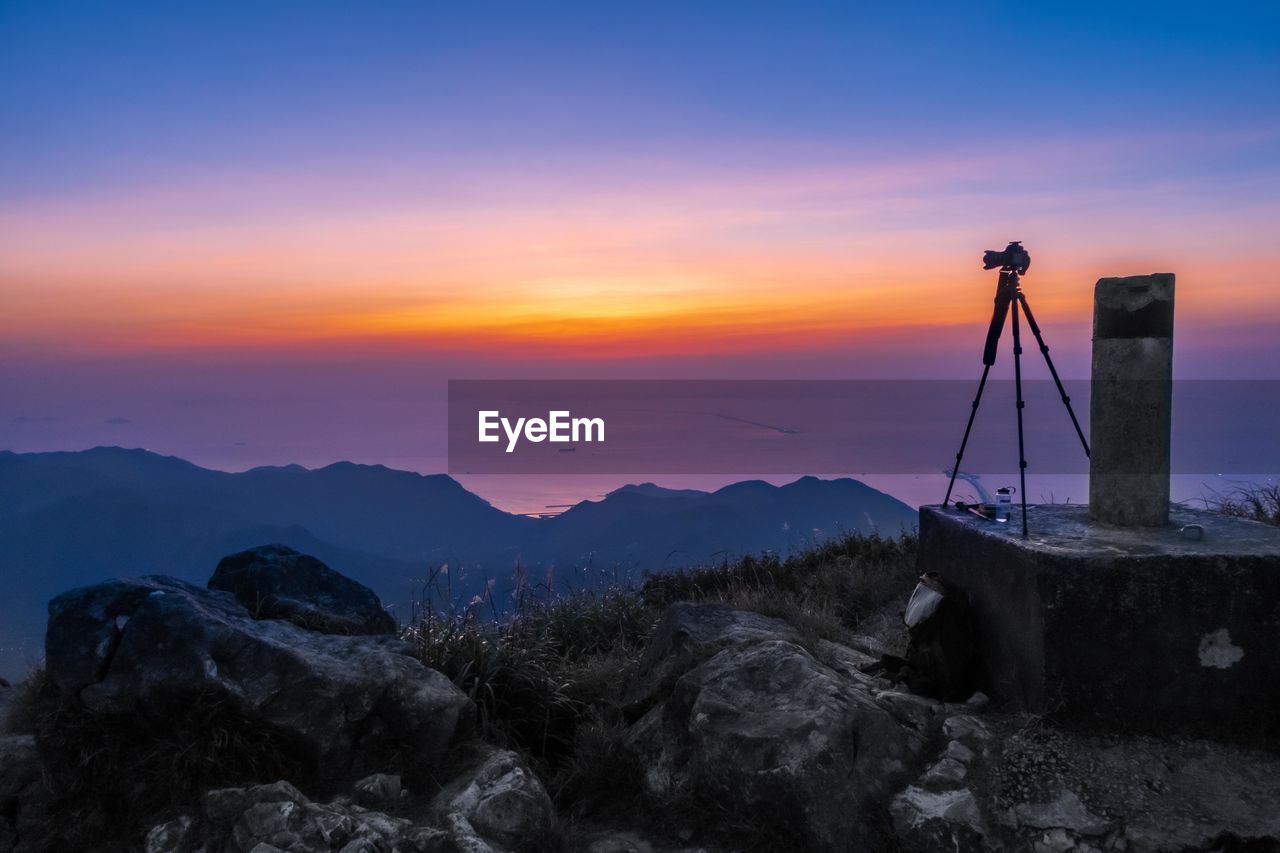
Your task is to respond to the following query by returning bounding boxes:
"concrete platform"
[919,504,1280,736]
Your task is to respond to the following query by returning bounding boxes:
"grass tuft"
[3,665,48,734]
[641,532,917,638]
[403,583,657,768]
[1203,482,1280,526]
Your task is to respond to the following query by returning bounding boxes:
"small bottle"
[996,487,1013,522]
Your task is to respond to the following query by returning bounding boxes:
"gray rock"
[430,750,555,851]
[814,638,879,673]
[941,714,991,747]
[943,740,976,764]
[205,781,311,827]
[44,576,469,775]
[444,812,495,853]
[873,688,944,731]
[627,637,924,852]
[921,757,968,789]
[209,544,396,636]
[144,816,196,853]
[150,779,441,853]
[1033,826,1077,853]
[622,602,799,711]
[401,826,449,853]
[890,786,989,853]
[351,773,402,809]
[814,639,888,691]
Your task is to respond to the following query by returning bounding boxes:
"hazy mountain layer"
[0,447,916,677]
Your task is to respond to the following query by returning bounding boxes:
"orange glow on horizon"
[3,135,1278,362]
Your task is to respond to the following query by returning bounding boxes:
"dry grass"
[403,583,657,769]
[641,532,917,637]
[1203,482,1280,526]
[3,666,47,735]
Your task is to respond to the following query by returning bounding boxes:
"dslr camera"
[982,241,1031,275]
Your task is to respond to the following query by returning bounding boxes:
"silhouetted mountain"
[0,447,916,677]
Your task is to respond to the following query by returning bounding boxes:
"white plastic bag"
[903,582,944,628]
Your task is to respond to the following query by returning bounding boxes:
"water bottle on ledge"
[996,487,1014,523]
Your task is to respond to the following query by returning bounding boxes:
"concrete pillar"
[1089,274,1175,526]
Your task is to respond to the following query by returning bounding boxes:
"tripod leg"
[1011,297,1029,536]
[943,364,992,507]
[983,271,1013,366]
[1016,291,1090,457]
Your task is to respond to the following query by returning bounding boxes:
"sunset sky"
[2,1,1279,498]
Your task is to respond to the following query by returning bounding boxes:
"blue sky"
[5,1,1278,199]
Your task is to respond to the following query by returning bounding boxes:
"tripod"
[942,263,1090,536]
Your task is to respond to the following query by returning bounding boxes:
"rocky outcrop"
[145,778,444,853]
[890,714,994,852]
[44,574,468,775]
[145,758,554,853]
[613,602,1280,852]
[623,602,930,851]
[209,544,397,635]
[19,574,1280,853]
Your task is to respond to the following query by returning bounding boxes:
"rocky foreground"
[1,546,1277,852]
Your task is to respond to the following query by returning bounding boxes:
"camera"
[982,241,1031,275]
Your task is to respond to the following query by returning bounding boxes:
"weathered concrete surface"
[1089,273,1175,526]
[919,504,1280,735]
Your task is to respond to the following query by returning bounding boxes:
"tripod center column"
[1088,273,1175,525]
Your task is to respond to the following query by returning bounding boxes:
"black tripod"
[942,244,1090,536]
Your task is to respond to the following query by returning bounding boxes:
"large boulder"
[44,575,468,776]
[623,603,928,852]
[209,544,397,635]
[429,750,556,852]
[621,602,800,713]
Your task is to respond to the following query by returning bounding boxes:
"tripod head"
[982,241,1030,275]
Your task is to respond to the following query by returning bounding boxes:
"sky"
[2,1,1279,507]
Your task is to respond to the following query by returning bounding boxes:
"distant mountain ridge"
[0,447,916,678]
